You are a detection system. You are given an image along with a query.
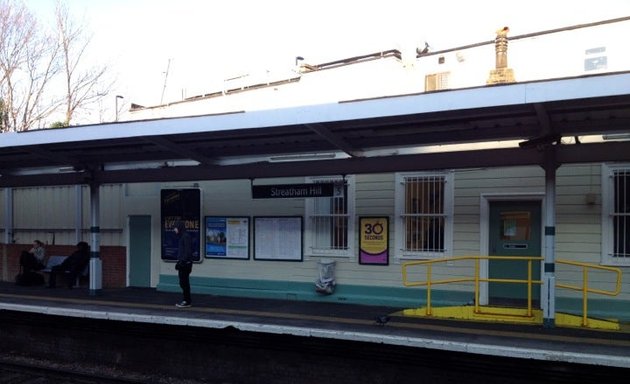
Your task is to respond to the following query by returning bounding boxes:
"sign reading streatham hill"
[252,183,342,199]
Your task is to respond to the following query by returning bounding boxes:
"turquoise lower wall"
[157,275,630,322]
[555,297,630,322]
[157,275,472,308]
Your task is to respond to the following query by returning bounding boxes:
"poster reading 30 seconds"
[359,217,389,265]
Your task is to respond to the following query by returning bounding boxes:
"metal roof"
[1,72,630,188]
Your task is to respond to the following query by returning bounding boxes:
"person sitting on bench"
[19,240,48,273]
[48,241,90,289]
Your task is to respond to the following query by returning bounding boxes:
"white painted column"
[3,188,12,245]
[75,185,83,243]
[2,188,13,280]
[89,183,103,296]
[542,153,557,328]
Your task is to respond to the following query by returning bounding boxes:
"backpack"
[15,271,45,286]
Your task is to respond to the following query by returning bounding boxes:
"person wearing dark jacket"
[48,241,90,289]
[174,220,193,307]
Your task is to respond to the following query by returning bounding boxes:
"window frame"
[394,172,454,260]
[304,175,355,258]
[601,163,630,266]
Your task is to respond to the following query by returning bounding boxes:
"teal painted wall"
[157,275,630,322]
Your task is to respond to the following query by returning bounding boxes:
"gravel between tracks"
[0,351,225,384]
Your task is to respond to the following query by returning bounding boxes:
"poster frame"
[160,188,202,262]
[253,216,303,262]
[204,216,251,260]
[358,216,389,266]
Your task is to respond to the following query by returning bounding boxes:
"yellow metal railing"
[402,256,622,324]
[555,259,622,327]
[402,256,543,318]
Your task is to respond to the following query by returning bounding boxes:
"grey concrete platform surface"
[1,282,629,369]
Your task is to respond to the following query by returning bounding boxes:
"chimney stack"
[487,26,515,84]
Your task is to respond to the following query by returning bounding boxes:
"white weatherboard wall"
[9,185,124,246]
[139,165,625,302]
[3,165,628,305]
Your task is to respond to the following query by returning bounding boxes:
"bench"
[41,255,89,287]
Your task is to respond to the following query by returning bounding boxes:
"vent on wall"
[584,46,607,72]
[425,72,450,91]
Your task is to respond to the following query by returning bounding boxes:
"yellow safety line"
[0,293,373,326]
[389,314,630,348]
[2,293,630,348]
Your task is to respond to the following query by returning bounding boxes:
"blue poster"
[206,217,227,256]
[205,216,250,259]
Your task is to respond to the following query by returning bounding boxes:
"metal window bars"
[402,176,445,253]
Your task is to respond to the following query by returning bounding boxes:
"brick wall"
[0,243,126,288]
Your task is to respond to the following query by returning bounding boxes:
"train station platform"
[1,281,629,373]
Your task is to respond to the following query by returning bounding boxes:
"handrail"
[402,256,622,325]
[555,259,622,327]
[402,256,543,317]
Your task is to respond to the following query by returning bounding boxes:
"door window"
[500,211,531,241]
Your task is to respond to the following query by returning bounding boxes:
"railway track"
[0,360,147,384]
[0,357,209,384]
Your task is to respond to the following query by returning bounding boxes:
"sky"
[25,0,630,121]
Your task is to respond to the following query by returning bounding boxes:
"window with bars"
[395,173,453,258]
[603,165,630,265]
[305,176,355,257]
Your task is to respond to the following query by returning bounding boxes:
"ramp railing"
[402,256,543,318]
[555,259,622,327]
[402,256,622,324]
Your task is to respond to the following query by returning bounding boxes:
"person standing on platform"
[174,220,193,308]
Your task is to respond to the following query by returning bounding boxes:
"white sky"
[25,0,630,120]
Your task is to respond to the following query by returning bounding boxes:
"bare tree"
[0,0,62,132]
[55,1,111,126]
[0,0,112,132]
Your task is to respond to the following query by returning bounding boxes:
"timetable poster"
[205,216,250,259]
[161,188,201,262]
[254,216,303,261]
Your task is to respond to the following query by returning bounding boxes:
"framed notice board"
[253,216,303,261]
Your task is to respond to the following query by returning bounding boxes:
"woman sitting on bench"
[48,241,90,289]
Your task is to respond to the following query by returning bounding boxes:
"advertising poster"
[161,188,201,262]
[205,216,250,259]
[359,217,389,265]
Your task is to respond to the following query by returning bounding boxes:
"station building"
[1,18,629,325]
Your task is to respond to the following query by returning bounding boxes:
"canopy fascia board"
[2,141,629,188]
[2,72,629,150]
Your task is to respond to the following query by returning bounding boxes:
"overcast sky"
[26,0,630,119]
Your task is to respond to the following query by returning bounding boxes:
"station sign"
[252,182,342,199]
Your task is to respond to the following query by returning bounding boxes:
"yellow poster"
[359,217,389,265]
